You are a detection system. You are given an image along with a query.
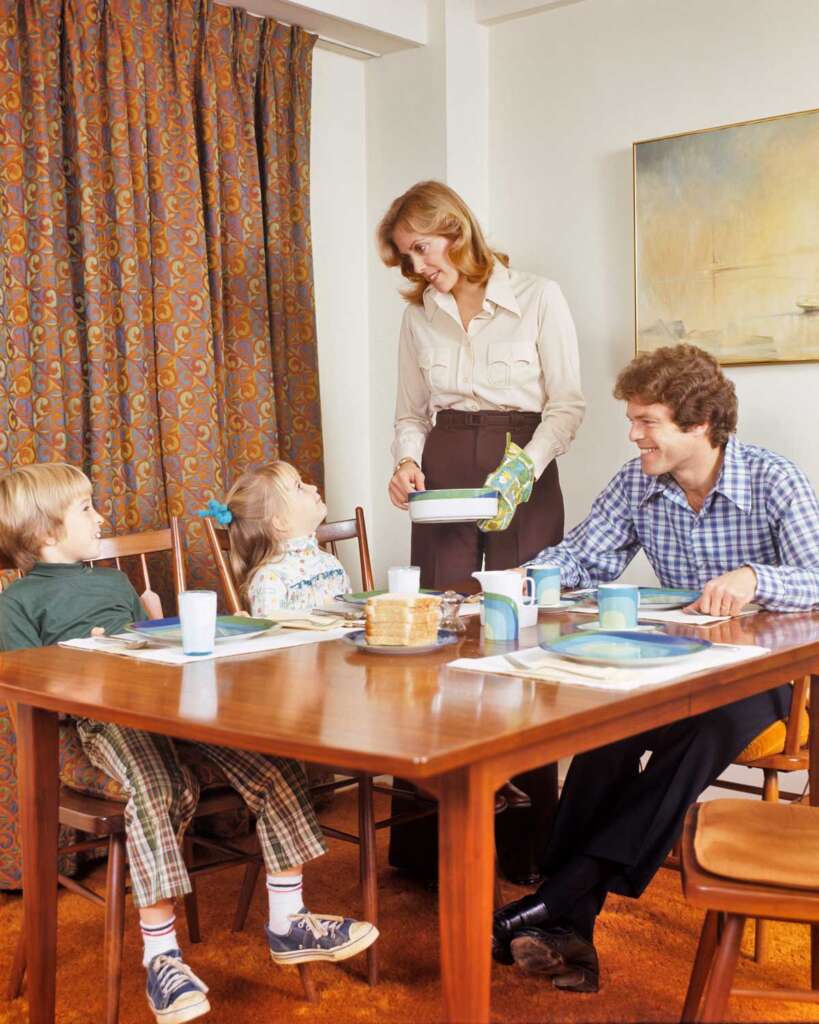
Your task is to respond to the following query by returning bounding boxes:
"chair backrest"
[202,507,374,615]
[0,520,185,618]
[91,518,186,618]
[784,675,810,757]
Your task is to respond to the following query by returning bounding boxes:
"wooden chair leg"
[104,834,127,1024]
[182,836,201,944]
[298,963,318,1003]
[357,774,379,987]
[699,913,744,1023]
[681,910,719,1023]
[232,859,262,933]
[752,769,779,963]
[6,921,26,1000]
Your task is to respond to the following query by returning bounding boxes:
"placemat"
[447,642,770,691]
[566,605,759,626]
[59,627,351,666]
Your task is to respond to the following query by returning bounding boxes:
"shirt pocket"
[486,341,537,389]
[418,347,452,391]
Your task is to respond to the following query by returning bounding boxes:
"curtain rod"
[242,9,381,59]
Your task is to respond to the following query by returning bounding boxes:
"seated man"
[493,343,819,992]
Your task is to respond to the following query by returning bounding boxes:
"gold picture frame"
[633,107,819,366]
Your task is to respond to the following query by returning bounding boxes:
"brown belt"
[435,409,541,428]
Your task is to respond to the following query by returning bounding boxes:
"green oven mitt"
[478,433,536,532]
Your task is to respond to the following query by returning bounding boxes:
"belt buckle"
[466,412,482,427]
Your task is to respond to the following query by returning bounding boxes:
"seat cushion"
[695,799,819,889]
[736,713,809,762]
[59,721,126,801]
[59,728,230,803]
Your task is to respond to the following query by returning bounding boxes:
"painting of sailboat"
[634,108,819,365]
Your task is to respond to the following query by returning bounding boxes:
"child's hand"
[90,627,105,637]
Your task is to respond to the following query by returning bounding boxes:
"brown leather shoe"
[497,781,532,809]
[510,926,599,992]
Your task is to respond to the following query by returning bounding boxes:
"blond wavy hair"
[376,180,508,305]
[0,463,92,573]
[223,462,302,599]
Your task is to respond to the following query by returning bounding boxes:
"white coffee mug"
[178,590,218,656]
[387,565,421,594]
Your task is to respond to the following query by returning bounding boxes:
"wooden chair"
[201,509,439,988]
[679,800,819,1022]
[2,521,264,1021]
[709,676,810,960]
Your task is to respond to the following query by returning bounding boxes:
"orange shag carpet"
[0,788,817,1024]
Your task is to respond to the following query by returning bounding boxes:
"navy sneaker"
[146,950,210,1023]
[266,909,379,964]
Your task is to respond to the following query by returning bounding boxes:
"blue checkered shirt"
[526,436,819,611]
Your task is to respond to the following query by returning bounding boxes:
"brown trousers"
[393,410,563,882]
[411,410,565,589]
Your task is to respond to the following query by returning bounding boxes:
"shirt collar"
[638,436,750,512]
[282,534,319,555]
[29,561,91,577]
[422,259,520,322]
[712,436,751,512]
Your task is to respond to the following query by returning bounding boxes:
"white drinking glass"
[387,565,421,594]
[178,590,217,656]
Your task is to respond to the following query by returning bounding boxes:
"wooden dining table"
[0,607,817,1024]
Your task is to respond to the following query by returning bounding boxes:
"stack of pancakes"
[364,593,442,646]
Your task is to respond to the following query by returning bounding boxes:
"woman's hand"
[388,461,426,510]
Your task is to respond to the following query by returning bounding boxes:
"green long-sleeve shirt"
[0,562,145,651]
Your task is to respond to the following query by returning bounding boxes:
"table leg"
[16,705,59,1024]
[438,763,495,1024]
[811,675,818,989]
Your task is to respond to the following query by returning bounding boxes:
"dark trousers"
[411,410,564,590]
[543,684,792,901]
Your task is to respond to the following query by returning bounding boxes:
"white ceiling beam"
[217,0,427,58]
[476,0,587,25]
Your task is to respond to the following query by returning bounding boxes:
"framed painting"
[633,107,819,365]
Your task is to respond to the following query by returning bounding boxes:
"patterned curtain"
[0,0,322,888]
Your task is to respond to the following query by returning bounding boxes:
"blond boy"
[0,464,376,1024]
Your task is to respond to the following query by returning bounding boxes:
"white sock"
[267,874,304,935]
[141,915,180,967]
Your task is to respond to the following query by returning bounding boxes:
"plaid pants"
[75,719,327,909]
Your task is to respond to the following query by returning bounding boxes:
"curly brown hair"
[376,180,508,306]
[613,345,737,447]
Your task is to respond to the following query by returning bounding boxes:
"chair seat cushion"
[59,727,230,803]
[59,722,126,801]
[736,713,809,762]
[695,799,819,890]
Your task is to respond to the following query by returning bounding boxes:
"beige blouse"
[391,261,585,478]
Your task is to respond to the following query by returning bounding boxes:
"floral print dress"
[247,534,350,615]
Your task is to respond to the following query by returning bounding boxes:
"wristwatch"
[393,457,419,475]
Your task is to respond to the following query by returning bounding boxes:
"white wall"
[488,0,816,792]
[489,0,819,583]
[310,47,371,583]
[365,0,449,582]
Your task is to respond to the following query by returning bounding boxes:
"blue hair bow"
[197,499,233,526]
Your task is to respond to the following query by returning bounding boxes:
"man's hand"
[388,462,426,510]
[684,566,757,617]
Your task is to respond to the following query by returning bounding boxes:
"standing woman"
[378,181,585,589]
